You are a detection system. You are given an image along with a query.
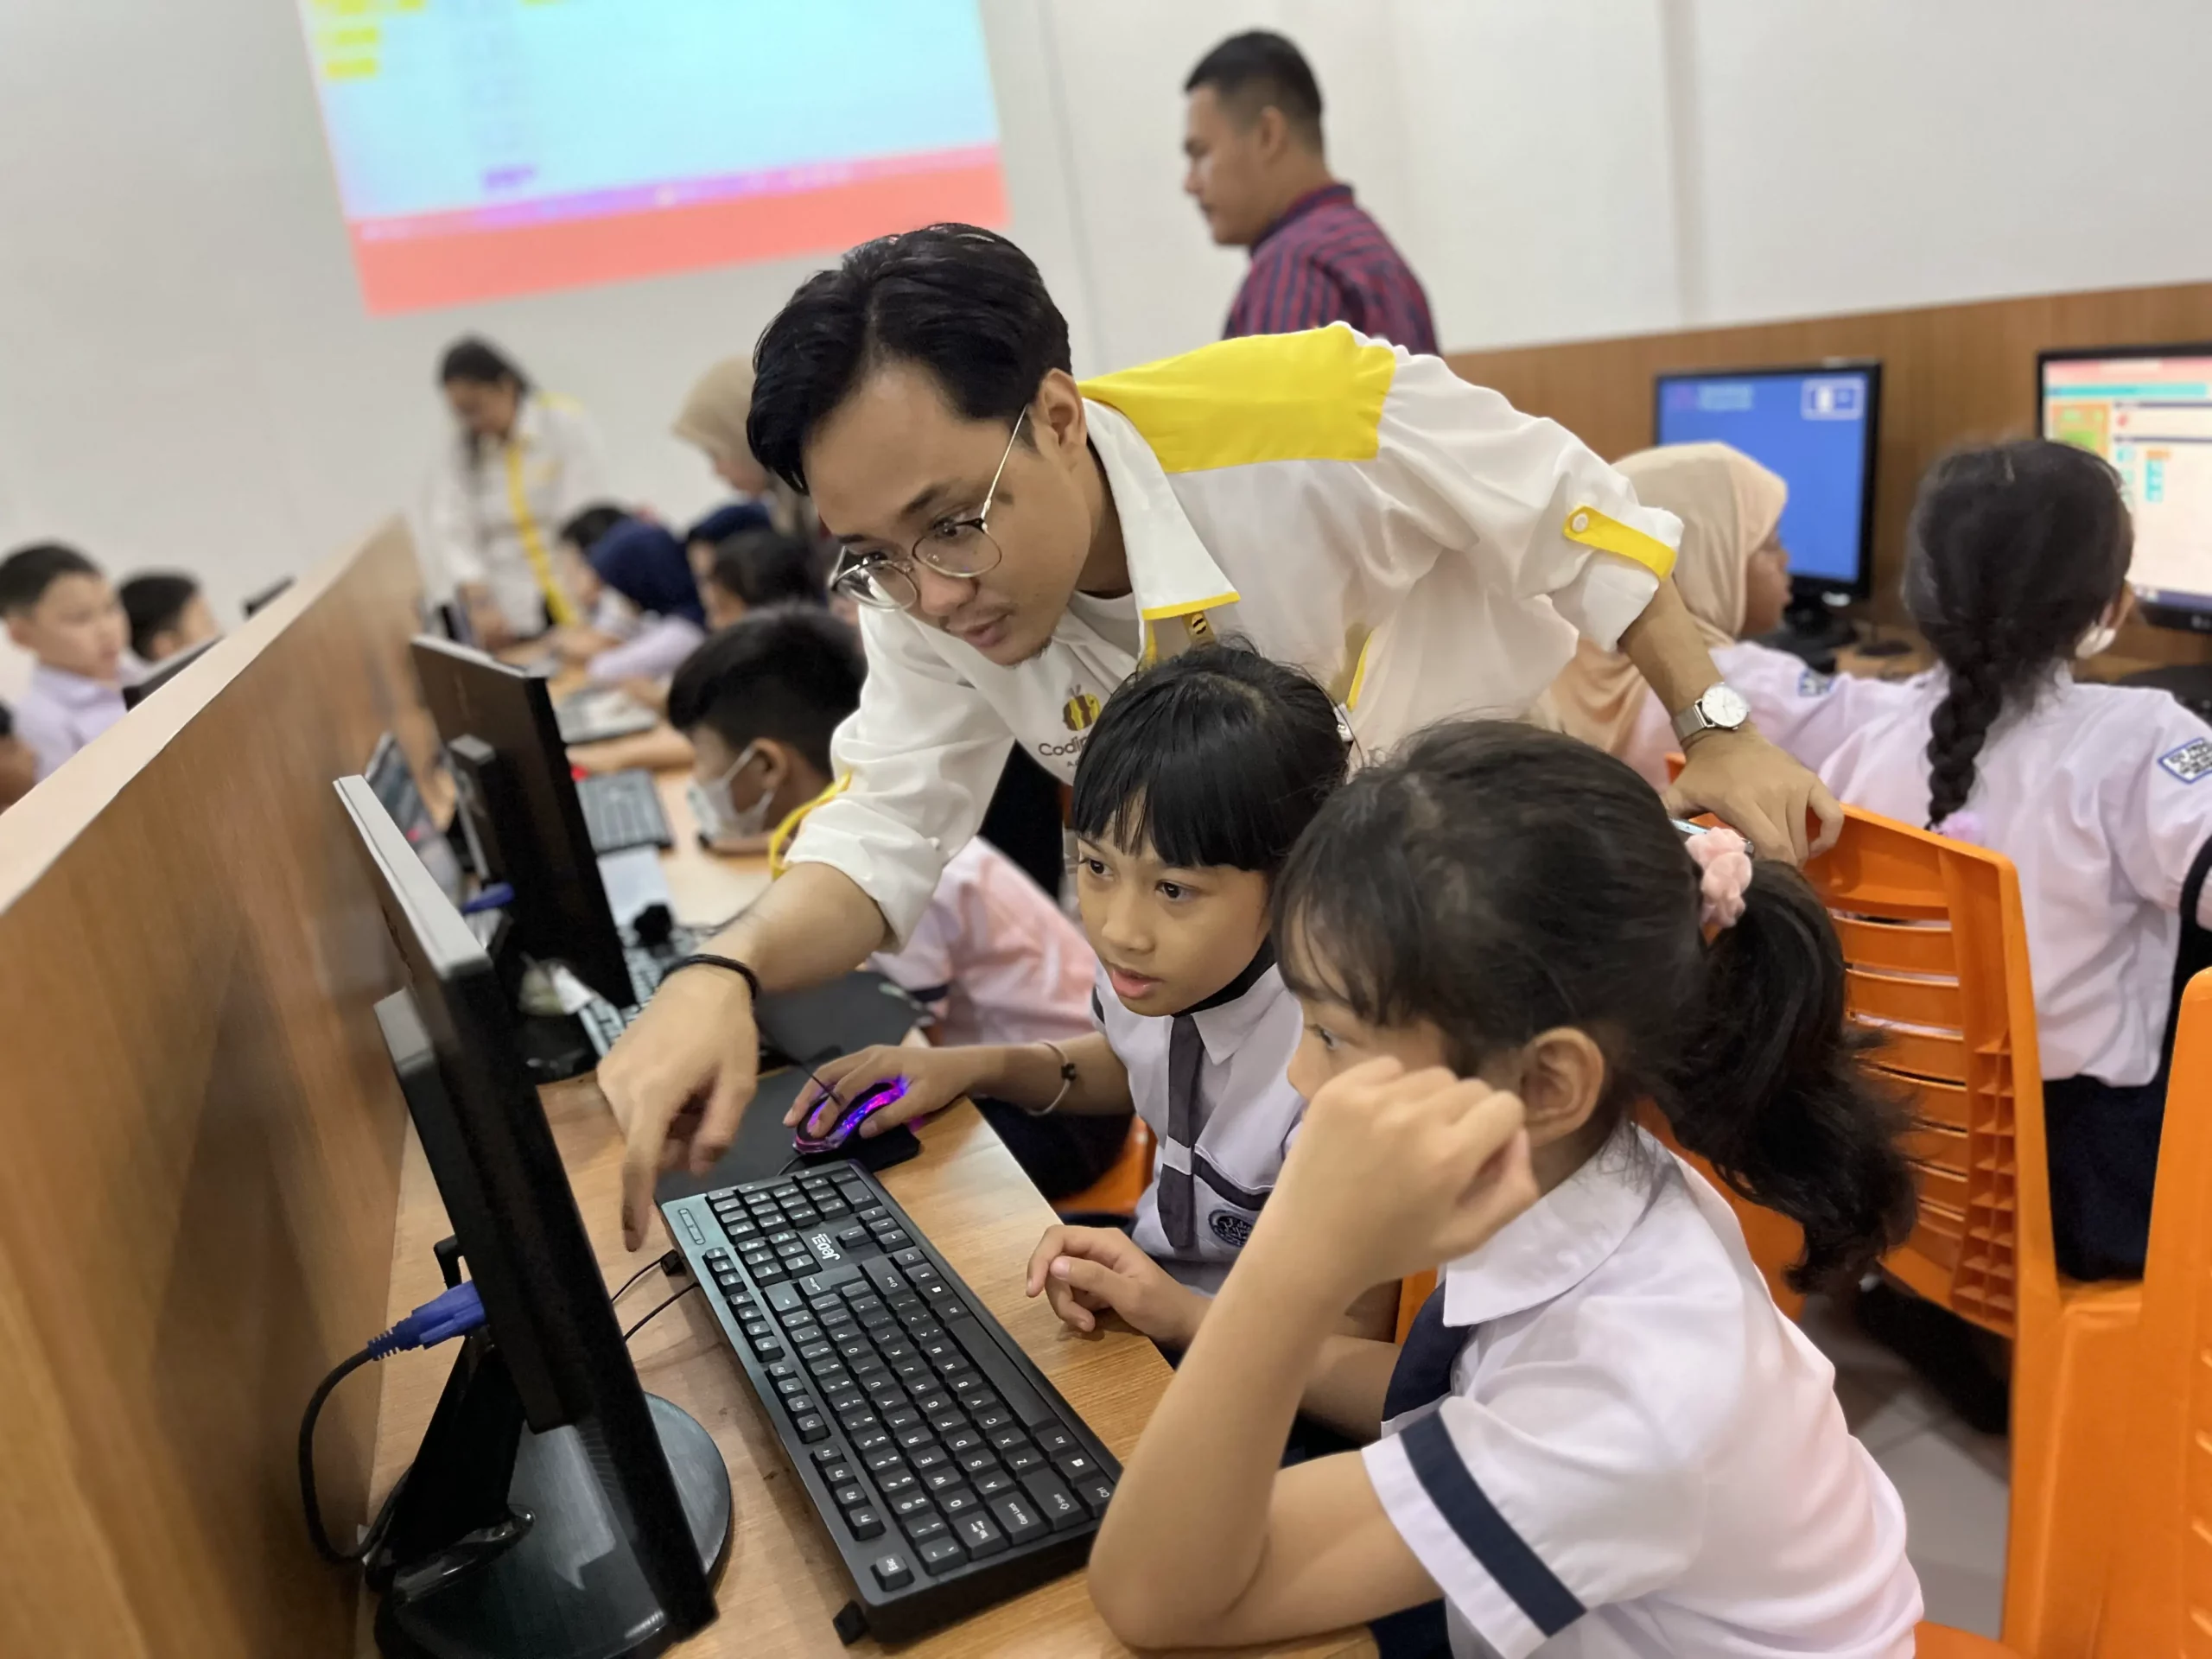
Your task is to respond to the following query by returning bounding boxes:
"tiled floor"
[1798,1294,2011,1637]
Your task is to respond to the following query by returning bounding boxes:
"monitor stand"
[368,1332,731,1659]
[1757,597,1858,671]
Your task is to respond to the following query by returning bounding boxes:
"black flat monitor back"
[408,635,629,1003]
[1652,359,1882,605]
[243,575,295,617]
[121,636,221,709]
[337,775,717,1634]
[365,732,466,906]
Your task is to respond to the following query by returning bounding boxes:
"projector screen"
[296,0,1007,315]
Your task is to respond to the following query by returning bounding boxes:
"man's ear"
[1033,369,1090,470]
[3,613,30,652]
[1510,1027,1609,1142]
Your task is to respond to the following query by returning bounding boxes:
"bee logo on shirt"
[1208,1211,1254,1249]
[1062,689,1101,732]
[1186,611,1216,645]
[2159,738,2212,785]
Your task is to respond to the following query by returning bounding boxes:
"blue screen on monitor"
[1654,367,1877,588]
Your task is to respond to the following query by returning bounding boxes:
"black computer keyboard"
[576,939,695,1058]
[660,1165,1118,1643]
[577,768,673,854]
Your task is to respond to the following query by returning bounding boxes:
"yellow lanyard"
[501,442,577,626]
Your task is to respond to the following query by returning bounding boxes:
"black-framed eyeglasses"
[829,412,1026,612]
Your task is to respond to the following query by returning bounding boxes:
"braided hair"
[1904,441,2132,830]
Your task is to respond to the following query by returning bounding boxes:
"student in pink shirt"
[2,542,137,780]
[666,607,1125,1197]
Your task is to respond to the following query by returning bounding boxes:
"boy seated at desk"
[1,541,138,781]
[666,607,1127,1200]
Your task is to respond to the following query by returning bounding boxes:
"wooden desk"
[364,1088,1367,1659]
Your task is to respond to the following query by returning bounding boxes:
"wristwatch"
[1670,683,1751,744]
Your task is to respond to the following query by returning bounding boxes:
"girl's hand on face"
[1025,1225,1209,1349]
[1257,1058,1539,1301]
[782,1044,978,1141]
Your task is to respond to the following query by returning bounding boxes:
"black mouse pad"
[654,972,928,1200]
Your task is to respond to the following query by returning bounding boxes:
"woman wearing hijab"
[1543,442,1868,786]
[577,518,709,687]
[671,358,815,536]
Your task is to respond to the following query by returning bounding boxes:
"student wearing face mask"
[1821,441,2205,1281]
[664,609,1127,1198]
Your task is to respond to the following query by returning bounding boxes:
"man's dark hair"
[0,542,101,617]
[558,502,630,554]
[747,224,1071,494]
[666,607,863,775]
[1185,30,1324,146]
[118,571,200,661]
[708,527,825,611]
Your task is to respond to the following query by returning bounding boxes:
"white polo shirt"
[1364,1125,1921,1658]
[423,392,607,635]
[1820,671,2212,1087]
[785,326,1681,946]
[1091,957,1306,1294]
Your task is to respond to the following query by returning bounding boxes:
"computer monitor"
[1654,360,1883,645]
[335,776,727,1655]
[121,636,221,709]
[243,575,295,617]
[408,636,631,1005]
[365,732,466,907]
[2040,344,2212,633]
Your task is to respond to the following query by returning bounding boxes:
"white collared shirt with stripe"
[1364,1123,1921,1658]
[787,326,1682,946]
[423,391,607,636]
[1089,957,1306,1293]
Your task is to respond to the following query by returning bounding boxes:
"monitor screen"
[365,732,466,907]
[2041,347,2212,624]
[1653,363,1881,594]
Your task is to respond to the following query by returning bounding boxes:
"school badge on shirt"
[1062,688,1100,732]
[2159,737,2212,785]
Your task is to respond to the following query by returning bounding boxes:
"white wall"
[4,0,2211,698]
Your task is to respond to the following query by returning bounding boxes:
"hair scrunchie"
[1686,825,1754,931]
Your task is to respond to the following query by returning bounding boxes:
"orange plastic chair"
[1395,1268,1438,1343]
[1055,1116,1155,1217]
[2090,969,2212,1657]
[1917,1625,2024,1656]
[1652,803,2139,1656]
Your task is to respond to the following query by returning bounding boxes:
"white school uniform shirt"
[1090,955,1306,1293]
[423,392,607,636]
[868,836,1096,1050]
[1365,1124,1922,1659]
[1609,641,1914,791]
[14,661,138,780]
[1820,671,2212,1087]
[584,614,708,687]
[785,326,1682,946]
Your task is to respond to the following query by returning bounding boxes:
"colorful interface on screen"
[2044,354,2212,613]
[297,0,1005,314]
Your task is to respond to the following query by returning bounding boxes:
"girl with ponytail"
[1823,438,2211,1280]
[1087,721,1922,1658]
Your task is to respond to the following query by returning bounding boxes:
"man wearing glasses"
[601,224,1840,1246]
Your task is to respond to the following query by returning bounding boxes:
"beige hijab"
[672,355,817,539]
[1545,442,1787,757]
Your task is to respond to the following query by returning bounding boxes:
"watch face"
[1704,685,1751,728]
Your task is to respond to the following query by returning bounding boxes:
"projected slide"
[296,0,1006,314]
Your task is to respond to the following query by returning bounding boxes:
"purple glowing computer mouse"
[792,1077,910,1155]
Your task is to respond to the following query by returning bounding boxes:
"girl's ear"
[1508,1027,1608,1143]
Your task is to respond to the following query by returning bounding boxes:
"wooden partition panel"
[0,523,429,1656]
[1447,277,2212,666]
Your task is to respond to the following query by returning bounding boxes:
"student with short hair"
[671,609,1125,1198]
[1821,438,2210,1280]
[701,526,825,630]
[118,570,220,665]
[796,646,1355,1310]
[1,542,136,779]
[1085,721,1923,1656]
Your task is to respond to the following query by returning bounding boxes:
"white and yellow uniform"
[785,327,1683,943]
[423,391,606,636]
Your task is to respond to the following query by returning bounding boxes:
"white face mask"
[2075,620,2118,660]
[687,742,773,841]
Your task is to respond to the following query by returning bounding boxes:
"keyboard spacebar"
[945,1306,1055,1428]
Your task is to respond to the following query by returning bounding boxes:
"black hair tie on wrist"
[664,954,762,1002]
